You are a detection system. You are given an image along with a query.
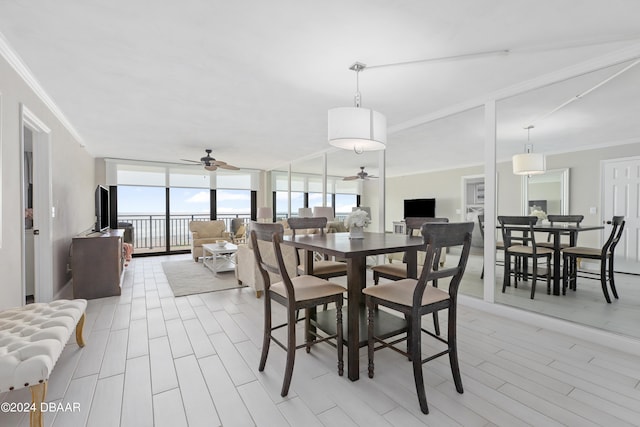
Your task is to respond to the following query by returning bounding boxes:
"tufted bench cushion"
[0,299,87,427]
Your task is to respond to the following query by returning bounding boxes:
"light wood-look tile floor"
[2,253,639,426]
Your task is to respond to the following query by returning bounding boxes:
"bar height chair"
[363,222,474,414]
[562,216,625,303]
[498,216,553,299]
[250,222,344,397]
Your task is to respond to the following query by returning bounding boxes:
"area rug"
[161,260,245,297]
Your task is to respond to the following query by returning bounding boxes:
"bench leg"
[76,314,86,348]
[30,381,47,427]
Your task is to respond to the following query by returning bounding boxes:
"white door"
[602,157,640,274]
[21,106,54,303]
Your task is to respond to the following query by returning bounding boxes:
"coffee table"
[202,242,238,275]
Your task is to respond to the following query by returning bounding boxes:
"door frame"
[601,155,640,274]
[20,104,53,303]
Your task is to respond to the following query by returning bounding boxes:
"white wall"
[0,52,95,309]
[384,141,640,248]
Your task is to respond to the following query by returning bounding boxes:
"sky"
[117,186,357,216]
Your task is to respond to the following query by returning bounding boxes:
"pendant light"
[328,62,387,153]
[513,126,545,175]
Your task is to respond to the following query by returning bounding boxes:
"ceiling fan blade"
[180,159,202,164]
[343,176,359,181]
[217,163,240,170]
[204,164,218,171]
[368,175,378,179]
[211,160,227,165]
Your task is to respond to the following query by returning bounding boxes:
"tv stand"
[72,229,124,299]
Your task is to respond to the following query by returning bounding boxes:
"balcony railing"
[117,213,251,251]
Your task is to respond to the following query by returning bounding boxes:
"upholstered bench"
[0,299,87,427]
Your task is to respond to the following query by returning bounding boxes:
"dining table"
[281,231,424,381]
[500,223,604,295]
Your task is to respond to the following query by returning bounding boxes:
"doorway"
[21,105,53,303]
[602,156,640,274]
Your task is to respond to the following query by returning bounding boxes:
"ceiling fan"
[343,166,378,181]
[181,149,240,171]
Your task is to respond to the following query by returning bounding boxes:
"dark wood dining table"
[500,223,603,295]
[282,231,424,381]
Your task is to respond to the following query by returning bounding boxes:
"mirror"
[522,168,569,218]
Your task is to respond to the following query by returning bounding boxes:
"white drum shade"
[313,206,335,221]
[298,208,313,218]
[328,107,387,151]
[512,153,546,175]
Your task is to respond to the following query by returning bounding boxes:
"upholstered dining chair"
[250,222,344,397]
[371,217,448,335]
[363,221,473,414]
[498,216,553,299]
[562,216,625,303]
[372,217,449,285]
[287,217,348,280]
[537,214,584,249]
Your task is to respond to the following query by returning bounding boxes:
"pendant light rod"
[364,49,510,71]
[525,59,640,127]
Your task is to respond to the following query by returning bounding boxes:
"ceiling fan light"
[512,153,546,175]
[328,107,387,151]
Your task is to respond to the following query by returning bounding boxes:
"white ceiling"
[1,0,639,177]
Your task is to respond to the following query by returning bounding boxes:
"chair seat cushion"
[371,263,423,279]
[507,245,553,255]
[298,260,347,276]
[496,241,505,249]
[537,242,570,249]
[271,275,345,302]
[0,299,87,393]
[363,279,449,308]
[561,246,602,257]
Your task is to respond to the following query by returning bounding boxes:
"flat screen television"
[94,185,110,232]
[404,198,436,218]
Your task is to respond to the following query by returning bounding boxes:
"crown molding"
[0,32,85,147]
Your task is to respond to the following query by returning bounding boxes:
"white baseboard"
[459,294,640,356]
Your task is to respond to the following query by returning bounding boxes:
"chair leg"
[600,260,612,304]
[30,381,47,427]
[259,295,272,372]
[373,271,380,285]
[281,306,297,397]
[480,263,484,279]
[547,255,551,295]
[562,254,569,295]
[530,257,537,299]
[502,255,510,293]
[336,299,344,376]
[608,256,619,299]
[432,312,440,336]
[367,298,375,378]
[447,305,463,394]
[409,314,429,414]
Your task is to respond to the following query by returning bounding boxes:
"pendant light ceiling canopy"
[513,126,546,175]
[328,62,387,153]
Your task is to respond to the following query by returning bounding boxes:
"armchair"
[189,220,229,261]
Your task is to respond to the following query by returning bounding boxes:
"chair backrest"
[189,220,225,237]
[231,218,245,234]
[546,215,584,225]
[545,214,585,243]
[405,217,449,236]
[413,222,474,308]
[403,217,448,265]
[477,214,485,239]
[603,216,625,256]
[497,216,539,250]
[287,217,327,236]
[250,222,295,296]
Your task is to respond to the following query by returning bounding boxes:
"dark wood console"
[72,229,124,299]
